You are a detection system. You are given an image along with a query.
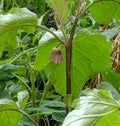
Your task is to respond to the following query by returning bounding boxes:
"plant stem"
[9,46,39,63]
[65,15,79,113]
[31,70,36,107]
[36,25,65,45]
[13,73,32,93]
[40,81,52,104]
[19,109,39,126]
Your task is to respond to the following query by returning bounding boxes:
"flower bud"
[50,47,64,64]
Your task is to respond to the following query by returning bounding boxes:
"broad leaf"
[0,8,38,56]
[72,29,111,98]
[96,110,120,126]
[35,29,111,99]
[89,1,120,24]
[62,89,120,126]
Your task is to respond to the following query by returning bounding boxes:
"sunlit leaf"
[0,99,22,126]
[17,90,29,109]
[95,110,120,126]
[35,29,111,99]
[62,89,120,126]
[0,8,38,56]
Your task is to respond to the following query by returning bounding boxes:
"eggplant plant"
[0,0,120,125]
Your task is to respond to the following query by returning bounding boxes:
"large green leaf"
[62,89,120,126]
[89,0,120,24]
[95,110,120,126]
[72,29,111,98]
[35,29,111,99]
[0,8,38,56]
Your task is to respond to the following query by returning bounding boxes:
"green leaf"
[17,90,29,109]
[98,82,120,100]
[44,61,66,96]
[34,31,63,70]
[17,116,35,126]
[0,99,17,110]
[95,110,120,126]
[62,89,120,126]
[0,91,29,125]
[72,29,111,98]
[34,0,45,16]
[46,0,70,25]
[0,64,18,81]
[0,8,38,56]
[102,70,120,93]
[52,112,66,122]
[35,29,111,99]
[40,100,66,122]
[0,99,22,126]
[89,1,120,24]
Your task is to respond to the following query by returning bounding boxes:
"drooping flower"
[50,47,64,64]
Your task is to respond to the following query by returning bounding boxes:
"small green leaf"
[0,64,18,81]
[102,70,120,93]
[62,89,120,126]
[17,90,29,109]
[52,112,66,122]
[34,0,45,16]
[46,0,70,25]
[98,82,120,101]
